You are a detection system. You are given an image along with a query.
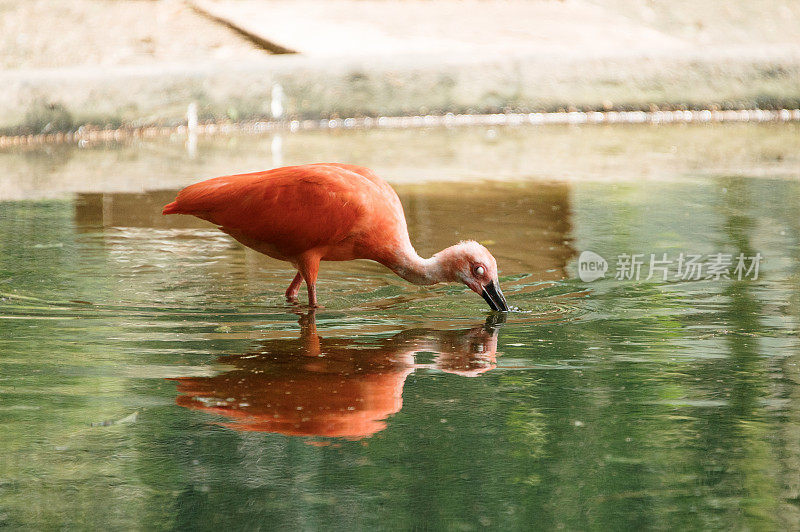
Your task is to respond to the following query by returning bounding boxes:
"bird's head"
[435,241,509,311]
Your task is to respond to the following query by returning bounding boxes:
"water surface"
[1,123,800,530]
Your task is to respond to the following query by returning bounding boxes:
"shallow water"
[1,123,800,529]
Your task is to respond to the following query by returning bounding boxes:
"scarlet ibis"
[162,163,508,310]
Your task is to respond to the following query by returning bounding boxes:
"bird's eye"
[475,265,485,276]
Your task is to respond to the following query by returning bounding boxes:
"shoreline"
[3,0,798,138]
[2,108,798,148]
[3,52,799,138]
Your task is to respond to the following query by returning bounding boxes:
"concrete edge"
[2,51,799,135]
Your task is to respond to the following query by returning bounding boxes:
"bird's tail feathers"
[162,201,180,215]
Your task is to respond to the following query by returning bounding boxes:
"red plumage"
[164,163,508,310]
[164,163,412,306]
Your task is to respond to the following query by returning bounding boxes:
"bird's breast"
[221,227,292,261]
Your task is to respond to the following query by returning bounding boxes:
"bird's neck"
[383,246,453,286]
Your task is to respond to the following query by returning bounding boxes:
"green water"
[1,123,800,530]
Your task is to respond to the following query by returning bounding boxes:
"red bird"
[162,163,508,310]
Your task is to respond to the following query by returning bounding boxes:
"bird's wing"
[320,163,405,212]
[164,164,406,259]
[312,163,412,258]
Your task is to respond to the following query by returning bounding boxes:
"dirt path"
[0,0,264,69]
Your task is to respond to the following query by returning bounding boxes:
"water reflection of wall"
[172,313,503,439]
[74,191,206,229]
[402,182,574,279]
[5,124,800,202]
[74,180,575,279]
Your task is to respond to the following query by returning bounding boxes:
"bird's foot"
[284,298,322,310]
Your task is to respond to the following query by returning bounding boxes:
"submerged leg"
[285,272,303,302]
[307,283,318,308]
[297,253,321,308]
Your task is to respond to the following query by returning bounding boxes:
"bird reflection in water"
[173,312,504,439]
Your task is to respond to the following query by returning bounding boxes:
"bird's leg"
[307,283,318,308]
[285,272,303,302]
[297,253,321,308]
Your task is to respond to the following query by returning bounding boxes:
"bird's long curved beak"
[481,280,509,312]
